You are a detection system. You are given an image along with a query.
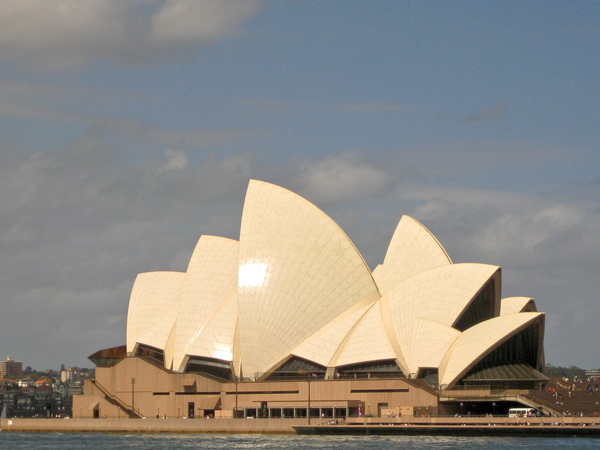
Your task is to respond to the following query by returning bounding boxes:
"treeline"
[545,364,591,378]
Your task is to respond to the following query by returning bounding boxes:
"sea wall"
[2,416,599,434]
[0,417,303,433]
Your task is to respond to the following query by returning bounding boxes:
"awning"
[182,379,196,387]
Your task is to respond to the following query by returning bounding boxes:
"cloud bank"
[0,0,262,70]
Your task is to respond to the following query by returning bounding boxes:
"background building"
[1,357,23,378]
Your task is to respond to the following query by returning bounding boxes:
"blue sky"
[0,1,598,371]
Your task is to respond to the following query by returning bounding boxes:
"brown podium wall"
[73,357,438,419]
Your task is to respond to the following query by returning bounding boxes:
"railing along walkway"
[91,379,143,418]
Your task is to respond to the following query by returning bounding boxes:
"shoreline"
[2,417,600,436]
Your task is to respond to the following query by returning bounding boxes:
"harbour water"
[0,433,599,449]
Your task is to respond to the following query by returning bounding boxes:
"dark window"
[136,344,164,365]
[266,356,326,380]
[337,359,403,377]
[185,356,232,381]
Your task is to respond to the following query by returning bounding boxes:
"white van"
[508,407,536,418]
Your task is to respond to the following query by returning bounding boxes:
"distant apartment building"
[1,356,23,378]
[60,367,81,383]
[17,378,34,388]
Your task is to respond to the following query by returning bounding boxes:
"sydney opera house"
[74,180,547,420]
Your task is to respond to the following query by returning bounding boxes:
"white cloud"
[404,186,596,262]
[292,153,392,204]
[149,0,260,44]
[162,149,189,170]
[0,0,262,70]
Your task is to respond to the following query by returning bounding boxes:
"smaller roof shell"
[439,312,544,388]
[500,297,537,315]
[383,263,500,376]
[172,235,239,371]
[373,215,452,293]
[331,301,397,368]
[126,271,184,361]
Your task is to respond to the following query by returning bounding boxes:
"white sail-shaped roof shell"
[500,296,537,315]
[384,263,500,376]
[291,302,374,367]
[180,288,238,367]
[126,271,184,362]
[373,215,452,293]
[172,235,239,372]
[408,318,461,375]
[237,180,380,376]
[331,301,397,368]
[439,312,544,387]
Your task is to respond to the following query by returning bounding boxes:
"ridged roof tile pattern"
[126,271,184,355]
[237,180,379,376]
[172,235,239,371]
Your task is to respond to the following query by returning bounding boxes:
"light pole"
[492,402,496,416]
[460,402,464,416]
[131,378,135,418]
[234,373,239,418]
[307,373,311,425]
